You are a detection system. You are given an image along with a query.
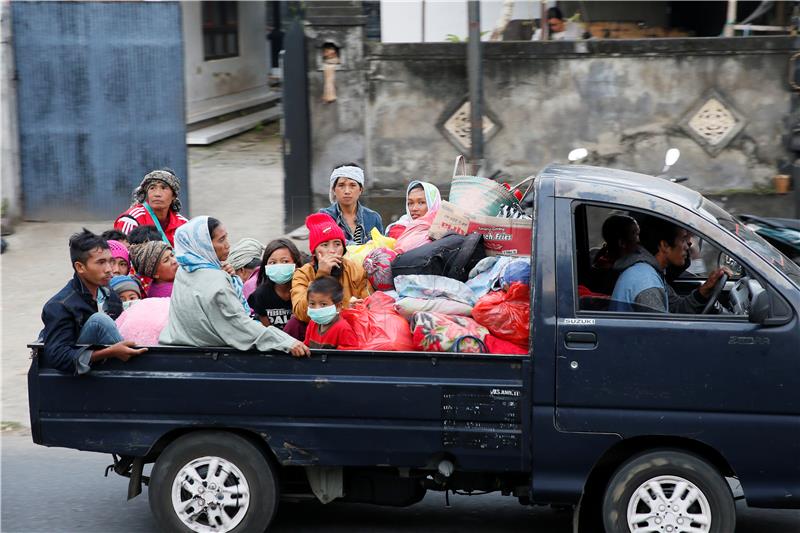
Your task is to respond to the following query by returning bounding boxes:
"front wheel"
[149,431,279,533]
[602,449,735,533]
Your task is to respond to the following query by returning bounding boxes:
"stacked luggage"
[343,164,534,355]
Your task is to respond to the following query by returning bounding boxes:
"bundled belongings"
[363,247,398,291]
[410,312,490,353]
[115,297,170,346]
[465,256,532,298]
[340,292,415,351]
[346,228,396,266]
[429,201,532,257]
[390,232,486,282]
[393,274,476,319]
[393,208,437,254]
[472,282,530,348]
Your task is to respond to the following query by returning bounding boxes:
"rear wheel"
[149,431,279,533]
[602,450,735,533]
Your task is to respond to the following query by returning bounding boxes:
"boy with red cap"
[290,213,370,324]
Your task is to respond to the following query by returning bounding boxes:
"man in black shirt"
[40,229,147,374]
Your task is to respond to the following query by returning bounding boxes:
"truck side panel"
[30,348,531,473]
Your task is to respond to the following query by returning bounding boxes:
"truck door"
[552,198,800,501]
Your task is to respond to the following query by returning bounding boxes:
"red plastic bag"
[472,283,530,347]
[484,335,528,355]
[340,292,414,351]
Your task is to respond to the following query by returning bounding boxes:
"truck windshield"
[700,199,800,287]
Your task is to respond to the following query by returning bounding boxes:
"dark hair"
[409,183,424,193]
[257,238,304,285]
[207,217,221,238]
[128,225,162,245]
[69,228,108,267]
[308,275,344,305]
[101,229,128,242]
[547,7,563,20]
[601,215,637,254]
[242,258,261,270]
[639,217,684,256]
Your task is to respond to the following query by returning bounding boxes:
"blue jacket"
[609,247,667,312]
[319,202,384,245]
[39,274,122,374]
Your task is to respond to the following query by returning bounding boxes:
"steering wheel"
[701,272,729,314]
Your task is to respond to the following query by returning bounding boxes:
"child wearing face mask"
[303,276,358,349]
[248,239,304,330]
[290,213,370,325]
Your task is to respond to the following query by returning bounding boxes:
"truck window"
[573,203,748,316]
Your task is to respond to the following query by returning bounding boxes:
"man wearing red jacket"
[114,169,188,246]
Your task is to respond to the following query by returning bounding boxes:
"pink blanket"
[115,297,171,346]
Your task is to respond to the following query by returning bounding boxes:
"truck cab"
[28,165,800,533]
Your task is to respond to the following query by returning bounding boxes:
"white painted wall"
[181,1,269,117]
[380,0,549,43]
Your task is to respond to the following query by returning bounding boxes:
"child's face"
[119,290,140,302]
[111,257,130,276]
[315,239,344,261]
[308,292,341,311]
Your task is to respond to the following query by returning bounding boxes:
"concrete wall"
[308,37,795,212]
[182,1,268,115]
[1,1,21,224]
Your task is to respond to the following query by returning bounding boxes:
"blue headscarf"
[174,216,251,314]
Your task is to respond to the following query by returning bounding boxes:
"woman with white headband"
[319,162,384,245]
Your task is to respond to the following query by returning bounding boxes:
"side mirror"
[748,280,770,324]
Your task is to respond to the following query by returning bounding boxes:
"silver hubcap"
[627,475,712,533]
[171,456,250,532]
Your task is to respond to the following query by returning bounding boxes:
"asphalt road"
[2,435,799,533]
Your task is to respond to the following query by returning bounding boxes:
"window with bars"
[202,2,239,60]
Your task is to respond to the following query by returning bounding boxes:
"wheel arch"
[574,435,737,531]
[144,427,282,469]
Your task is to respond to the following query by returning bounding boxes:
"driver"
[610,218,728,313]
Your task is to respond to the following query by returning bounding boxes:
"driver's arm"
[666,284,708,314]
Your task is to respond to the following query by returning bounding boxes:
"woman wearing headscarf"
[319,162,383,245]
[129,240,178,298]
[227,237,265,298]
[114,169,188,245]
[384,180,442,239]
[159,216,309,357]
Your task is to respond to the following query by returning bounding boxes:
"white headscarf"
[329,165,365,203]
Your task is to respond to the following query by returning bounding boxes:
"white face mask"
[122,300,139,311]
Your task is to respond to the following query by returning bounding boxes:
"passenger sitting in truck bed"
[39,229,147,374]
[610,218,728,313]
[304,276,358,349]
[159,216,309,357]
[129,240,178,298]
[290,213,371,325]
[384,180,442,239]
[319,163,383,245]
[248,238,304,330]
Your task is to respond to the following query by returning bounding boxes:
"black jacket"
[40,274,122,374]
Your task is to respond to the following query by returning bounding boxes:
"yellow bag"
[347,228,396,265]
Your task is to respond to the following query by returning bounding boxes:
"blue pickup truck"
[28,165,800,533]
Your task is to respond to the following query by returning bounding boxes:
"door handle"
[565,331,597,350]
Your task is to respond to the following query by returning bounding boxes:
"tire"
[149,431,279,533]
[602,449,735,533]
